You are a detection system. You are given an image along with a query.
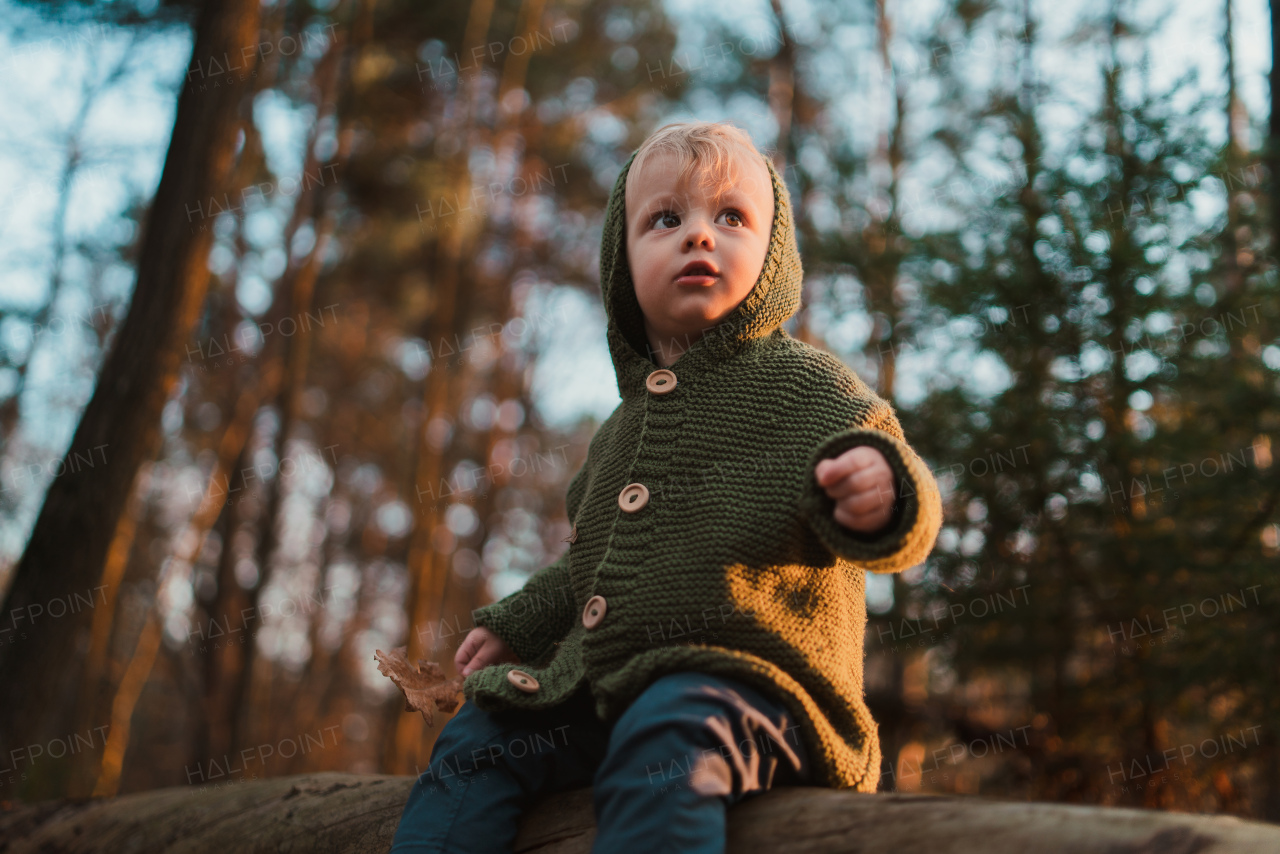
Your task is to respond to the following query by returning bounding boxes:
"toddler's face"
[625,149,774,365]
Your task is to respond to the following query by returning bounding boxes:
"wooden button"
[507,669,539,692]
[618,483,649,512]
[646,369,677,394]
[582,595,607,629]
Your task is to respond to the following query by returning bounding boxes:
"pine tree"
[898,1,1280,812]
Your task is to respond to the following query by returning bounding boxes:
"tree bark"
[0,0,261,800]
[2,772,1279,853]
[1267,1,1280,820]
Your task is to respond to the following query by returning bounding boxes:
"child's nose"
[684,223,715,250]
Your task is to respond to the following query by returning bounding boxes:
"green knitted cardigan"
[462,150,943,792]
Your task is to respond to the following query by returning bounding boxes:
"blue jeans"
[389,671,813,853]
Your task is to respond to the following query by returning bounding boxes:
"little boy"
[391,122,942,853]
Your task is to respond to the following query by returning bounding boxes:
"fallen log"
[2,772,1278,853]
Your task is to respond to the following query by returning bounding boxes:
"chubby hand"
[814,446,896,534]
[455,626,521,676]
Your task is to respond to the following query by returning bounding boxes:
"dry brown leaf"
[374,647,465,726]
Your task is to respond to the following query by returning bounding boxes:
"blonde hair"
[625,121,768,204]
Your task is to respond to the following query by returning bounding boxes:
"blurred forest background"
[1,0,1278,823]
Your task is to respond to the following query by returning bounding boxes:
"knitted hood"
[597,150,804,398]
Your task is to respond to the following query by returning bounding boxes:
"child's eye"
[717,210,745,227]
[650,211,680,230]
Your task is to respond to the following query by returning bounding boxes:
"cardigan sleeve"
[468,455,591,665]
[798,404,943,574]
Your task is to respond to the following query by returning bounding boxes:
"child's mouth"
[675,260,719,286]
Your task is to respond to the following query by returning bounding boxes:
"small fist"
[814,446,896,533]
[455,626,520,676]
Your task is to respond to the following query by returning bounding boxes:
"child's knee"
[607,676,714,755]
[619,672,730,729]
[432,703,579,779]
[430,703,504,764]
[627,672,705,714]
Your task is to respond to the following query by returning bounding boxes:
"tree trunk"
[91,363,285,799]
[3,772,1279,853]
[0,0,261,800]
[228,25,352,757]
[1272,0,1280,256]
[1266,12,1280,824]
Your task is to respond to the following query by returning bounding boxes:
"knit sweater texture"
[461,150,944,791]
